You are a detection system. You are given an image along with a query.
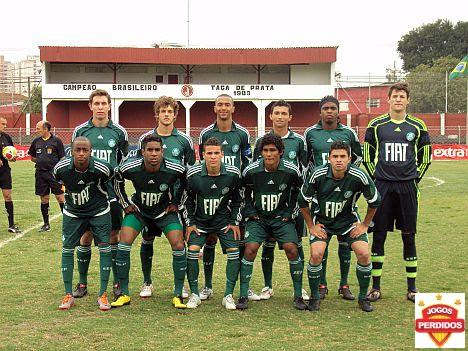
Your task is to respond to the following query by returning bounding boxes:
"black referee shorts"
[35,170,64,196]
[369,179,419,233]
[0,167,12,190]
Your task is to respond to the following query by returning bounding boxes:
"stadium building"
[39,46,337,139]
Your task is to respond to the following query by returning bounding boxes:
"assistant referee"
[28,121,65,232]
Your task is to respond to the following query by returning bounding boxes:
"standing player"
[71,89,128,299]
[137,96,195,298]
[111,135,187,309]
[304,96,362,301]
[237,134,306,310]
[28,120,65,232]
[253,100,308,301]
[183,137,243,310]
[363,83,431,303]
[0,117,20,233]
[300,141,380,312]
[53,137,113,311]
[198,94,254,301]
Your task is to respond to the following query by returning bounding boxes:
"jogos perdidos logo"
[415,293,465,348]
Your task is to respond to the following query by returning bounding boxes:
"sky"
[0,0,465,78]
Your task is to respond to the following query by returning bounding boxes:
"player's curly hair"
[260,133,284,154]
[141,134,163,150]
[153,96,179,116]
[329,140,350,156]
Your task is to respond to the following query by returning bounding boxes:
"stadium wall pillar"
[42,99,52,121]
[112,99,124,124]
[440,113,445,135]
[180,100,196,136]
[26,113,30,135]
[252,100,272,137]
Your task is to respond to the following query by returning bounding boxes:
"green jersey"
[304,121,362,168]
[138,127,195,166]
[72,118,129,169]
[242,159,302,220]
[183,161,243,231]
[253,129,307,173]
[53,156,112,217]
[299,164,380,233]
[114,157,186,219]
[199,121,252,171]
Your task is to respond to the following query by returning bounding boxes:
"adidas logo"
[327,138,334,143]
[268,180,274,185]
[78,180,85,185]
[394,127,401,132]
[163,144,167,149]
[148,180,155,184]
[334,186,341,192]
[97,135,104,140]
[222,140,229,145]
[211,184,217,189]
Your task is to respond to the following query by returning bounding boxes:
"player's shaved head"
[215,94,234,105]
[72,136,91,150]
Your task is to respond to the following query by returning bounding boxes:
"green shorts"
[122,212,183,239]
[309,224,368,246]
[245,218,298,246]
[188,226,239,252]
[62,212,111,248]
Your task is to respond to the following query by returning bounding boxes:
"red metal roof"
[39,46,336,65]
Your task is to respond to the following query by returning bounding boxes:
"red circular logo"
[181,84,194,97]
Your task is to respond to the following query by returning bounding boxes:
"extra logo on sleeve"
[415,293,465,348]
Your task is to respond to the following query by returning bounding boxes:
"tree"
[22,85,42,114]
[397,20,468,71]
[405,56,466,113]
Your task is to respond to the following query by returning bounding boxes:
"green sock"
[203,244,215,289]
[240,258,254,297]
[172,248,187,296]
[319,246,328,286]
[261,242,275,288]
[116,243,132,295]
[111,243,119,285]
[289,257,304,298]
[140,239,154,284]
[98,244,112,296]
[356,263,372,300]
[187,249,200,295]
[225,249,240,296]
[297,241,305,262]
[76,245,91,285]
[61,247,75,294]
[307,262,322,300]
[338,242,351,286]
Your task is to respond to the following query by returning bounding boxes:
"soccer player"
[0,117,20,233]
[300,141,380,312]
[71,89,129,299]
[304,96,363,301]
[111,134,187,309]
[253,100,308,301]
[198,94,254,301]
[28,120,65,232]
[363,82,431,303]
[53,137,113,311]
[183,137,243,310]
[237,133,306,310]
[137,96,195,298]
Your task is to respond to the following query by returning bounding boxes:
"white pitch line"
[420,176,445,189]
[0,213,62,249]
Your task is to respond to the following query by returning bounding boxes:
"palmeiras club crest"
[415,293,465,348]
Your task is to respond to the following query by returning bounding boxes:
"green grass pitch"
[0,161,466,350]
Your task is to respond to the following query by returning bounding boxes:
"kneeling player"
[183,137,243,310]
[53,137,113,311]
[112,135,187,309]
[237,133,306,310]
[300,141,380,312]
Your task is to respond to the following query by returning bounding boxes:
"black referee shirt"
[28,134,65,171]
[0,132,14,170]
